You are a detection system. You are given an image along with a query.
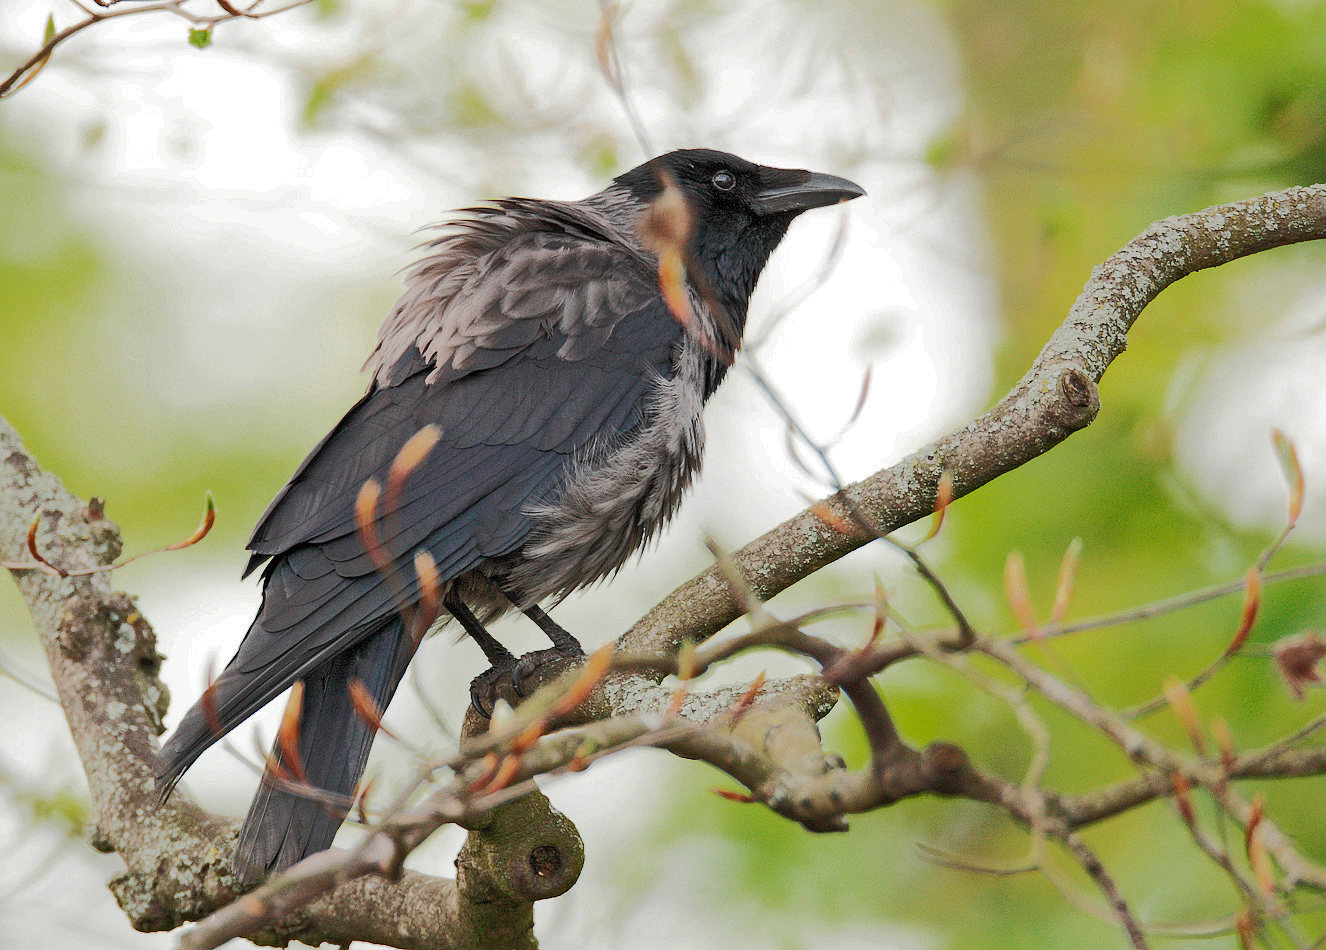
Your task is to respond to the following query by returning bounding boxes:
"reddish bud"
[657,250,694,327]
[165,491,216,551]
[512,717,548,754]
[639,172,703,338]
[357,776,376,824]
[1048,537,1083,625]
[549,643,615,719]
[639,171,693,254]
[710,788,756,804]
[1235,908,1255,950]
[923,470,953,542]
[480,753,522,795]
[1210,717,1237,775]
[386,425,440,513]
[1162,675,1207,755]
[414,549,441,639]
[730,671,766,720]
[677,639,697,682]
[466,753,500,794]
[1003,550,1039,638]
[1170,771,1196,827]
[276,681,307,783]
[1249,826,1275,897]
[24,517,63,577]
[347,678,398,742]
[1227,568,1260,656]
[665,687,687,721]
[355,479,391,574]
[1271,429,1305,526]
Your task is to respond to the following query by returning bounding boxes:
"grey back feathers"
[367,198,656,388]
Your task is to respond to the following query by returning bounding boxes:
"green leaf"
[188,27,212,49]
[923,118,972,172]
[301,55,374,127]
[43,13,55,42]
[304,79,334,125]
[460,0,495,21]
[448,81,500,129]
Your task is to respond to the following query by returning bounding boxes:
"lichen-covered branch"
[180,672,840,947]
[0,416,561,949]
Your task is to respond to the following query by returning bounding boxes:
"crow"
[155,148,864,884]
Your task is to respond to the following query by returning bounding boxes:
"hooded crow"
[155,148,864,883]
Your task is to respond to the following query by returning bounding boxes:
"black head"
[613,148,865,321]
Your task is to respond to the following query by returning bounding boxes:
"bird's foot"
[511,642,587,698]
[468,644,587,720]
[469,657,518,719]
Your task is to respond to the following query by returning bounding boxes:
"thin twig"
[0,0,315,99]
[1061,832,1150,949]
[594,0,653,157]
[1022,561,1326,646]
[745,209,852,351]
[0,650,58,703]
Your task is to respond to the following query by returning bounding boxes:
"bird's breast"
[501,343,711,605]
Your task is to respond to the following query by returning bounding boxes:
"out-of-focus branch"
[182,673,840,946]
[0,0,314,100]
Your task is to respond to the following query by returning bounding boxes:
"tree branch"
[0,416,547,948]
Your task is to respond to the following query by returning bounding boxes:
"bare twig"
[0,0,315,99]
[594,0,654,157]
[1061,832,1150,949]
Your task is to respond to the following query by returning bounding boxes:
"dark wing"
[158,230,681,792]
[247,232,659,564]
[232,230,679,689]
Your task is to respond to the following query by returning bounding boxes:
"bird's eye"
[712,169,736,191]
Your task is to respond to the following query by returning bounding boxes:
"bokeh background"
[3,0,1326,947]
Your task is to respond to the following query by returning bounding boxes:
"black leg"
[509,603,585,696]
[444,592,515,666]
[445,593,515,717]
[523,604,584,655]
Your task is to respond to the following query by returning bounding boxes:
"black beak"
[749,171,866,216]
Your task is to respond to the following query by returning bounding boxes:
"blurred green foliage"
[2,1,1326,947]
[649,1,1326,948]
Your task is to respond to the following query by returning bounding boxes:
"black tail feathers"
[232,618,414,885]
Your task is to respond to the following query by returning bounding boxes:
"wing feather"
[228,228,680,690]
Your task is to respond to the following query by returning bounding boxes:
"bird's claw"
[468,644,586,719]
[468,659,516,719]
[511,644,587,699]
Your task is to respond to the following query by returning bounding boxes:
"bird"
[155,148,865,884]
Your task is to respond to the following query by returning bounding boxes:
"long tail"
[233,616,415,886]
